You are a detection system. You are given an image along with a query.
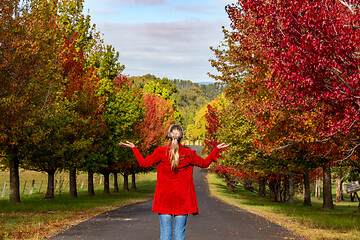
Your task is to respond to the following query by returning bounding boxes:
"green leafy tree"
[96,73,144,194]
[143,78,180,123]
[173,86,207,134]
[98,45,125,80]
[199,84,222,102]
[57,0,96,53]
[23,100,78,199]
[131,74,159,88]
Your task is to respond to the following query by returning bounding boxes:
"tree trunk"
[131,172,137,190]
[45,170,56,199]
[268,178,281,202]
[355,194,360,213]
[336,175,341,202]
[322,164,334,210]
[315,177,321,200]
[224,174,237,192]
[303,167,312,206]
[243,178,255,192]
[9,153,20,203]
[335,173,344,202]
[87,170,95,196]
[276,181,281,202]
[288,172,295,204]
[258,178,266,198]
[113,172,119,193]
[350,193,355,202]
[282,175,289,202]
[104,172,110,194]
[69,168,77,198]
[123,173,129,191]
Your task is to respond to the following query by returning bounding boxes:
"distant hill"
[196,82,215,85]
[129,74,222,130]
[130,75,221,101]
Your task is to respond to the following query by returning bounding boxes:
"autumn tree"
[240,0,360,134]
[21,0,104,199]
[137,94,174,155]
[143,78,181,122]
[0,0,63,202]
[209,0,351,208]
[55,0,105,198]
[204,104,219,150]
[57,0,97,54]
[60,36,105,198]
[23,104,68,199]
[186,105,208,144]
[220,0,360,210]
[118,93,174,190]
[96,72,144,194]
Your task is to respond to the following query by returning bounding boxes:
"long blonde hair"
[168,124,184,172]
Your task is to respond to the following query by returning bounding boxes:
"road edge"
[206,171,310,240]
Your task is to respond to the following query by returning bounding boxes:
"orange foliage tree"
[137,93,174,155]
[0,0,64,202]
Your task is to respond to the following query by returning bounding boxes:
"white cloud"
[97,20,228,82]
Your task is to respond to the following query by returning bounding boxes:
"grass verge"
[0,172,156,239]
[207,172,360,240]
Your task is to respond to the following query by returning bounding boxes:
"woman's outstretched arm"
[217,142,231,149]
[190,142,231,168]
[119,141,160,168]
[119,141,135,148]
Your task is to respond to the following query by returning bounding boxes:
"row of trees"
[0,0,175,202]
[205,0,360,211]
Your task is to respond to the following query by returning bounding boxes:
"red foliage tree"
[210,0,360,208]
[137,93,174,155]
[60,35,105,198]
[222,0,360,210]
[230,0,360,136]
[204,104,220,154]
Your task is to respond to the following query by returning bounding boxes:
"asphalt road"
[51,146,306,240]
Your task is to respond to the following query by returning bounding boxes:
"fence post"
[59,179,64,196]
[38,180,43,194]
[22,181,27,195]
[100,175,103,184]
[1,182,7,198]
[81,179,84,189]
[29,180,35,195]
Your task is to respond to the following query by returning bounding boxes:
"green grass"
[0,170,157,239]
[207,172,360,240]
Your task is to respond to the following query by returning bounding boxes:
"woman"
[119,124,230,240]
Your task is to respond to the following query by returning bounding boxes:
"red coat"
[132,144,220,215]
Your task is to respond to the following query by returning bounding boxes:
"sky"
[83,0,232,83]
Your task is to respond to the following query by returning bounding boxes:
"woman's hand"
[216,142,231,149]
[119,141,136,148]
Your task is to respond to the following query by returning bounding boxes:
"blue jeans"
[158,214,188,240]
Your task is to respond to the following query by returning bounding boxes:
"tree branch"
[40,83,52,113]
